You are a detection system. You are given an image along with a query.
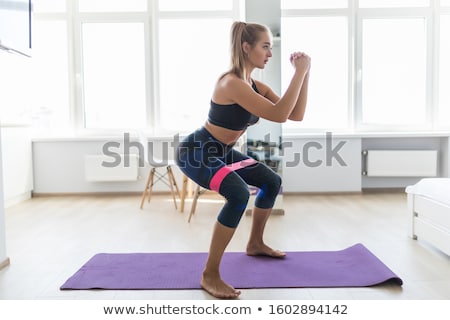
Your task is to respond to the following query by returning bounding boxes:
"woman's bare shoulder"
[213,73,249,101]
[217,73,244,89]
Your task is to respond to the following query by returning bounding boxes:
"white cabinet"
[0,124,33,207]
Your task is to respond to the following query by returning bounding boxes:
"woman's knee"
[217,191,249,228]
[265,171,282,194]
[217,175,250,228]
[220,179,250,206]
[255,172,282,208]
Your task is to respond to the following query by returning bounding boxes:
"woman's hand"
[290,52,311,74]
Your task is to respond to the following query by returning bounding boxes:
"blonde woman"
[176,21,310,299]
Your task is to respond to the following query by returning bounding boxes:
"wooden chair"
[138,132,180,210]
[180,175,207,222]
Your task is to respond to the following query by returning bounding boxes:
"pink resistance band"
[209,158,258,192]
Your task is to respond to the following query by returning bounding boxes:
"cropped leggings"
[176,127,282,228]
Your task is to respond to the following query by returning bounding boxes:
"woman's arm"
[252,79,279,103]
[288,71,309,121]
[222,53,310,123]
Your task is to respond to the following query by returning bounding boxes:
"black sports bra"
[207,80,260,131]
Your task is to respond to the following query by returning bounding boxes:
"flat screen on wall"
[0,0,32,57]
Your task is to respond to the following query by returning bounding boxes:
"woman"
[176,21,310,299]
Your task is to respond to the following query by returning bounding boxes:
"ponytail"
[226,21,270,80]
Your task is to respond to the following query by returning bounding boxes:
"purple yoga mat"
[60,243,402,290]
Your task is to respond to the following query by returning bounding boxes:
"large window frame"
[281,0,450,133]
[437,4,450,128]
[153,1,241,135]
[280,7,354,133]
[73,1,153,134]
[31,0,450,135]
[32,0,243,136]
[355,6,433,131]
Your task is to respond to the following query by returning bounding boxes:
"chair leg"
[168,166,181,199]
[187,179,194,198]
[180,175,188,213]
[166,166,178,210]
[188,184,201,223]
[147,168,155,203]
[140,169,153,209]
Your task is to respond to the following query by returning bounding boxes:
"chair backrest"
[137,131,169,167]
[137,131,150,166]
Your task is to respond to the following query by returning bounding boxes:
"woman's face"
[247,31,273,69]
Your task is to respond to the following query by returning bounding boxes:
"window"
[281,0,448,131]
[155,0,236,133]
[33,0,66,12]
[281,17,349,130]
[359,0,430,8]
[360,18,427,127]
[28,0,450,134]
[31,20,70,131]
[438,15,450,127]
[81,23,147,129]
[78,0,147,12]
[157,18,231,132]
[159,0,232,11]
[281,0,348,9]
[30,0,239,134]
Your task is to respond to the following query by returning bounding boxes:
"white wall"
[361,136,448,188]
[443,137,450,177]
[1,125,33,206]
[246,0,280,36]
[245,0,283,151]
[0,48,33,268]
[0,129,8,268]
[32,136,184,194]
[31,134,450,194]
[282,136,362,192]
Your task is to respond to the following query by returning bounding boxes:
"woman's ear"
[242,42,250,55]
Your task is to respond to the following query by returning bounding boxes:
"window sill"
[283,130,450,139]
[31,133,178,143]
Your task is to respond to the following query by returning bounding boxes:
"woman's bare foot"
[200,271,241,299]
[246,243,286,258]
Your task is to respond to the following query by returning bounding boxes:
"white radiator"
[85,154,139,182]
[362,150,438,177]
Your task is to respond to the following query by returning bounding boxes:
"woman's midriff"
[204,121,246,146]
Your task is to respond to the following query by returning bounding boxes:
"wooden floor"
[1,192,450,300]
